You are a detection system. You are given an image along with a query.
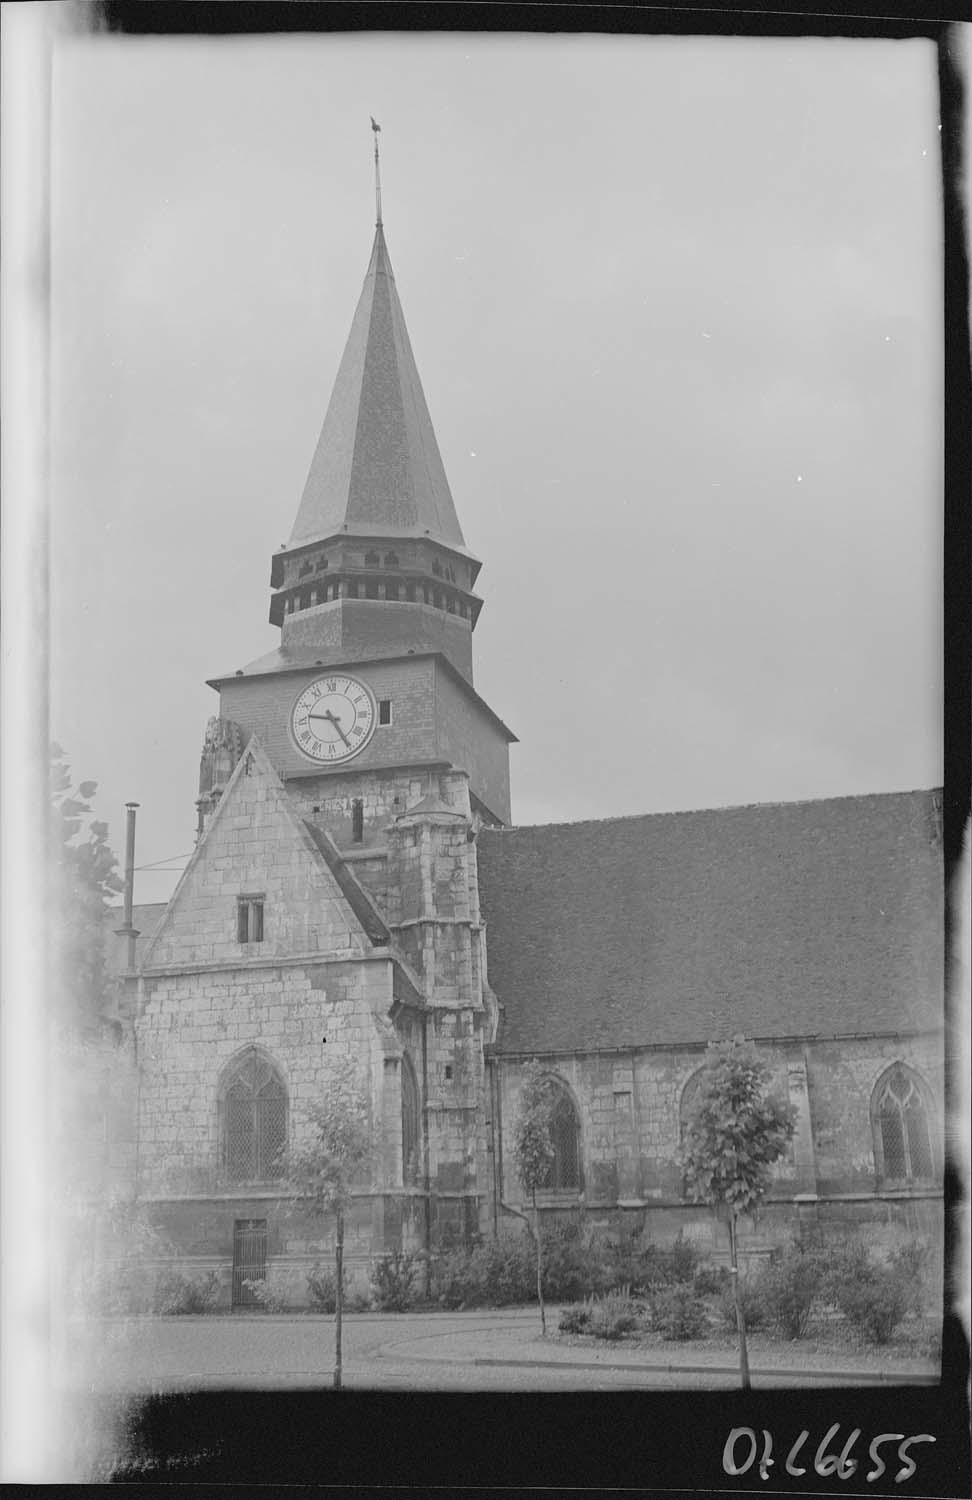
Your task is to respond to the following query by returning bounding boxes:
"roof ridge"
[486,786,941,836]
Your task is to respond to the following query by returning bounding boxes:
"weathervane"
[370,116,382,228]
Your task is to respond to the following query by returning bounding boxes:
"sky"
[48,31,944,904]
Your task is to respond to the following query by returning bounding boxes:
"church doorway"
[232,1218,268,1307]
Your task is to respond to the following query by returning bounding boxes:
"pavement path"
[60,1309,938,1394]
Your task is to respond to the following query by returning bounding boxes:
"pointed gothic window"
[537,1079,581,1191]
[872,1064,936,1184]
[220,1049,287,1182]
[679,1067,707,1197]
[401,1053,420,1185]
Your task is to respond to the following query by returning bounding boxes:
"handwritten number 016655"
[722,1426,936,1484]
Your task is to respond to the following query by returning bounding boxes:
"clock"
[291,673,377,764]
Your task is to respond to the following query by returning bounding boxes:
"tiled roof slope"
[289,226,467,553]
[477,790,943,1054]
[104,902,169,974]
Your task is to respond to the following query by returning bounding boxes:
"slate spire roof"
[288,224,469,554]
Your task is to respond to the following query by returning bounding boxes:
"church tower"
[199,215,515,843]
[151,147,517,1265]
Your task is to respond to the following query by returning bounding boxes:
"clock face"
[291,674,377,764]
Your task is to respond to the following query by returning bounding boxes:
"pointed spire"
[286,210,470,556]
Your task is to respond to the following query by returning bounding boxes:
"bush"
[557,1292,642,1340]
[640,1233,702,1292]
[430,1232,535,1309]
[587,1294,639,1341]
[558,1304,592,1333]
[430,1246,477,1310]
[693,1263,726,1297]
[817,1235,872,1306]
[541,1220,608,1301]
[717,1275,767,1332]
[836,1266,912,1345]
[652,1284,708,1341]
[242,1277,291,1313]
[370,1250,418,1312]
[306,1262,345,1312]
[760,1245,825,1340]
[888,1239,931,1314]
[154,1270,220,1315]
[471,1233,535,1305]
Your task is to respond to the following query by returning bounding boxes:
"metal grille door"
[232,1219,268,1307]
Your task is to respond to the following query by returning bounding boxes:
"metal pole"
[114,801,141,972]
[371,117,382,227]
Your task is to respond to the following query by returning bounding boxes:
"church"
[100,187,944,1309]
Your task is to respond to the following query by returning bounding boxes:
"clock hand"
[320,709,352,749]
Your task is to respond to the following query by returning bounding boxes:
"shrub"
[652,1284,708,1341]
[558,1292,642,1340]
[693,1263,725,1297]
[430,1246,477,1310]
[836,1267,912,1345]
[154,1270,220,1315]
[541,1220,608,1301]
[306,1262,346,1313]
[558,1304,592,1334]
[888,1239,931,1314]
[760,1245,825,1340]
[639,1233,702,1292]
[588,1298,639,1341]
[242,1277,290,1313]
[370,1250,418,1312]
[717,1275,767,1332]
[430,1232,535,1309]
[601,1236,651,1294]
[817,1236,872,1306]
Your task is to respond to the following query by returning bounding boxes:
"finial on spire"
[370,116,383,228]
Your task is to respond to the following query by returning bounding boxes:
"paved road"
[61,1309,936,1395]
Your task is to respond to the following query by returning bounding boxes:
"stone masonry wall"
[135,957,395,1198]
[217,658,439,785]
[146,752,374,969]
[434,661,512,825]
[497,1032,944,1228]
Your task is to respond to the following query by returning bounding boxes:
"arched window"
[365,549,381,567]
[220,1049,287,1182]
[679,1067,707,1196]
[873,1064,936,1184]
[401,1053,420,1186]
[384,551,399,568]
[538,1079,581,1191]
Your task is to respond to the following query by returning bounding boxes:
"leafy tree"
[281,1058,375,1388]
[681,1036,796,1387]
[49,743,124,1034]
[511,1059,556,1334]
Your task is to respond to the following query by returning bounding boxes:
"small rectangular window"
[237,896,265,943]
[379,699,392,725]
[352,798,364,843]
